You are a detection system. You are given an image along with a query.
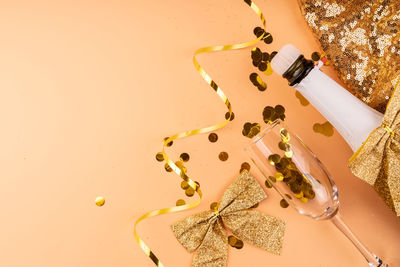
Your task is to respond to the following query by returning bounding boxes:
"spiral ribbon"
[133,1,267,266]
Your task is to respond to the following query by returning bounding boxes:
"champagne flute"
[246,119,387,267]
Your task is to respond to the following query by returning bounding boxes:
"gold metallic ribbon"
[349,77,400,216]
[171,171,285,267]
[133,1,267,265]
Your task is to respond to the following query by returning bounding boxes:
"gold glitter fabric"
[349,83,400,216]
[171,171,285,267]
[299,0,400,113]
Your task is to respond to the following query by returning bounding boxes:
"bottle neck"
[282,55,314,86]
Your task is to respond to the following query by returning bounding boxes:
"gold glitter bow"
[171,171,285,267]
[349,78,400,216]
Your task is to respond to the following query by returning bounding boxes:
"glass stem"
[330,212,386,267]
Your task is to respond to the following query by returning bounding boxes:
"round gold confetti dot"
[300,197,309,203]
[294,191,303,199]
[311,51,321,61]
[95,196,105,207]
[181,180,189,190]
[268,175,276,183]
[208,133,218,143]
[210,202,219,211]
[275,172,284,181]
[274,105,285,115]
[164,163,173,172]
[228,235,237,246]
[155,152,164,162]
[285,193,293,200]
[268,154,281,165]
[234,239,244,249]
[176,199,186,206]
[225,112,235,121]
[185,187,195,197]
[218,151,229,161]
[265,180,272,188]
[240,162,251,173]
[280,199,289,208]
[163,137,173,147]
[180,152,190,162]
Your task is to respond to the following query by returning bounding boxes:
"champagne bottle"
[271,44,383,152]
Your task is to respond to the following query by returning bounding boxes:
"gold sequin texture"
[180,152,190,162]
[242,122,261,138]
[218,151,229,161]
[208,133,218,143]
[299,0,400,113]
[155,152,164,162]
[313,121,334,136]
[171,171,285,266]
[95,196,105,207]
[295,90,310,106]
[176,199,186,206]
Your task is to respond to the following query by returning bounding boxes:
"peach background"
[0,0,399,266]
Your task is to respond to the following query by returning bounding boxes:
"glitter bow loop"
[349,79,400,216]
[171,171,285,267]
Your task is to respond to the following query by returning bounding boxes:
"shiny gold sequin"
[295,91,310,106]
[280,199,289,208]
[313,121,334,136]
[185,187,195,197]
[225,111,235,121]
[176,199,186,206]
[155,152,164,162]
[163,137,173,147]
[208,133,218,143]
[164,163,173,172]
[242,122,261,138]
[240,162,251,173]
[180,153,190,162]
[218,151,229,161]
[95,196,105,207]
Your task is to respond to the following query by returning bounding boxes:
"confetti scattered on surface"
[208,133,218,143]
[163,137,173,147]
[176,199,186,206]
[280,199,289,208]
[295,91,310,106]
[249,72,267,91]
[242,122,261,138]
[179,153,190,162]
[228,235,244,249]
[311,51,321,61]
[155,152,164,162]
[263,105,285,124]
[225,111,235,121]
[95,196,105,207]
[218,151,229,161]
[313,121,334,136]
[240,162,251,173]
[164,163,173,172]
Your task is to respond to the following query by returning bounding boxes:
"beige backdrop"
[0,0,399,266]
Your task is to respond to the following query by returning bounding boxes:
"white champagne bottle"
[271,44,383,152]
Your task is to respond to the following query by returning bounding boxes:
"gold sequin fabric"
[171,171,285,267]
[349,84,400,216]
[299,0,400,113]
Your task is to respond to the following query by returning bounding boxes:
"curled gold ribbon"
[349,77,400,216]
[133,1,267,266]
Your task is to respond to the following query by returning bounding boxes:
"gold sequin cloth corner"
[299,0,400,113]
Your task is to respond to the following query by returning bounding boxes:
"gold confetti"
[313,121,334,137]
[208,133,218,143]
[210,202,219,211]
[280,199,289,208]
[311,51,321,61]
[176,199,186,206]
[164,163,173,172]
[95,196,105,207]
[218,151,229,161]
[185,187,195,197]
[163,137,173,147]
[240,162,251,174]
[181,181,189,190]
[155,152,164,162]
[225,112,235,121]
[180,153,190,162]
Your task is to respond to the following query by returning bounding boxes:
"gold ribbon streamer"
[349,77,400,216]
[133,1,267,266]
[171,171,285,267]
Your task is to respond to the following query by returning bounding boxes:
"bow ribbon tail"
[222,210,285,255]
